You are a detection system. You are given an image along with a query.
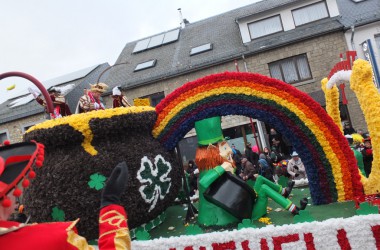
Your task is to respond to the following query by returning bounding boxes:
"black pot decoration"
[23,107,181,240]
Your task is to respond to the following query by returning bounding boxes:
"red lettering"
[337,229,351,250]
[304,233,316,250]
[260,238,269,250]
[184,247,193,250]
[272,234,300,250]
[212,241,236,250]
[241,240,250,250]
[371,225,380,249]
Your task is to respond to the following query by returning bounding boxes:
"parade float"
[1,55,380,249]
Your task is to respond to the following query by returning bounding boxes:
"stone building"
[103,0,372,161]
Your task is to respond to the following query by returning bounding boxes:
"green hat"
[195,116,224,146]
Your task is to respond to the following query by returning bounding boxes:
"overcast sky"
[0,0,260,103]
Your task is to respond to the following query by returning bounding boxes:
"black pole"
[174,145,198,222]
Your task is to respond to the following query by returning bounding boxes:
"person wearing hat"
[77,83,108,113]
[345,134,366,177]
[362,137,373,177]
[0,141,131,249]
[343,122,356,135]
[112,86,131,108]
[287,151,308,186]
[29,87,72,118]
[195,117,307,227]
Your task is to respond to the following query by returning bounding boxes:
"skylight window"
[190,43,213,56]
[134,59,157,72]
[148,34,165,49]
[133,29,180,53]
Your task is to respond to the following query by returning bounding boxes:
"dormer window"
[248,15,283,39]
[292,1,329,26]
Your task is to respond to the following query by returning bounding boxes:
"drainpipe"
[350,25,356,51]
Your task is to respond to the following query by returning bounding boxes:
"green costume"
[350,146,366,177]
[195,117,299,227]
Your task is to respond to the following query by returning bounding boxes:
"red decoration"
[2,197,11,207]
[241,240,250,250]
[35,159,43,167]
[3,140,10,146]
[28,171,36,179]
[13,188,22,197]
[22,179,30,188]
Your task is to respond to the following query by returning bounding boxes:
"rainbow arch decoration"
[153,72,364,205]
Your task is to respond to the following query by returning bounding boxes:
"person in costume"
[29,87,72,118]
[287,151,308,187]
[194,117,308,227]
[345,134,366,177]
[77,83,108,113]
[112,86,131,108]
[0,140,131,249]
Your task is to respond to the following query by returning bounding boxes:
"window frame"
[291,1,330,27]
[134,59,157,72]
[247,14,284,40]
[190,43,213,56]
[0,129,9,144]
[268,54,313,84]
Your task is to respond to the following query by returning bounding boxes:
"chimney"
[178,8,186,28]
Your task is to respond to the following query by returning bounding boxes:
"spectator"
[186,160,199,196]
[258,158,274,182]
[240,157,257,181]
[245,142,259,167]
[231,144,243,176]
[287,151,308,182]
[362,137,373,176]
[343,122,356,135]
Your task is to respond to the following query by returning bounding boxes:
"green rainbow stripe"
[153,72,363,205]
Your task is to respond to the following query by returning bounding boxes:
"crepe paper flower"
[88,173,106,190]
[51,206,65,222]
[356,202,379,215]
[258,217,272,225]
[186,224,203,235]
[25,106,155,155]
[238,219,257,230]
[294,210,315,224]
[134,98,151,106]
[135,230,151,241]
[137,155,172,212]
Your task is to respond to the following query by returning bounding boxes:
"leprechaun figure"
[195,117,308,227]
[0,141,131,249]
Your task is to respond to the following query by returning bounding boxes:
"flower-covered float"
[1,57,379,248]
[23,106,181,240]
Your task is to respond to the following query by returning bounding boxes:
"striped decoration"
[152,72,364,205]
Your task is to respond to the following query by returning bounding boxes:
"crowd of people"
[29,83,132,118]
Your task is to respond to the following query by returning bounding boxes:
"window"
[269,54,312,84]
[190,43,213,56]
[248,15,283,39]
[141,92,165,107]
[0,131,9,144]
[292,1,329,26]
[134,60,157,72]
[133,29,180,53]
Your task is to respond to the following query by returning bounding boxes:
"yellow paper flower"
[350,59,380,194]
